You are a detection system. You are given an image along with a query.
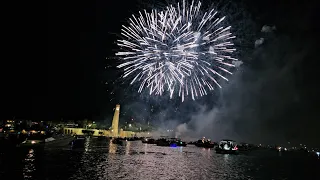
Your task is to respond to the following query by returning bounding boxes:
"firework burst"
[115,0,239,102]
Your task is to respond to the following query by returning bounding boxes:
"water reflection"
[223,154,230,162]
[109,141,117,154]
[125,141,131,155]
[144,143,148,154]
[4,140,317,180]
[84,137,90,152]
[23,149,36,179]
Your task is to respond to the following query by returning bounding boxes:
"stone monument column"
[111,104,120,137]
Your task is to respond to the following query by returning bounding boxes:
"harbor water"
[1,137,319,180]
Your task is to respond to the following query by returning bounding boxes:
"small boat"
[20,137,45,148]
[187,141,195,145]
[142,137,156,144]
[195,138,216,148]
[126,137,137,141]
[215,139,239,154]
[176,140,187,147]
[111,138,123,145]
[126,136,140,141]
[19,133,46,148]
[170,138,187,147]
[156,138,170,146]
[156,138,187,147]
[141,137,150,143]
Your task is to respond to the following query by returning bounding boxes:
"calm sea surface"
[1,137,319,180]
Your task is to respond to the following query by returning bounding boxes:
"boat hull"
[195,143,215,148]
[215,148,239,154]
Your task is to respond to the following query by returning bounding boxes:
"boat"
[187,141,195,145]
[176,140,187,147]
[170,138,187,147]
[156,138,170,146]
[111,138,123,145]
[19,132,46,148]
[127,136,140,141]
[19,136,45,148]
[141,137,149,143]
[195,138,216,148]
[142,137,156,144]
[126,137,139,141]
[156,138,187,147]
[215,139,239,154]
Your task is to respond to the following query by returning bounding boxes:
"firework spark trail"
[115,0,239,102]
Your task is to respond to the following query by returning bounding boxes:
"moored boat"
[112,138,124,145]
[195,137,216,148]
[142,137,156,144]
[215,139,239,154]
[156,138,170,146]
[156,138,187,147]
[172,138,187,147]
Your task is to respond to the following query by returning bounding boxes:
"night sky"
[4,0,320,145]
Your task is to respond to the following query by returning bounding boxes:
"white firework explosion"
[115,0,239,102]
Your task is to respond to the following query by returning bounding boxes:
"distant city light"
[129,124,132,127]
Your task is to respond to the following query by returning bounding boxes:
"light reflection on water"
[67,140,252,180]
[23,149,36,179]
[125,141,131,155]
[109,141,117,154]
[84,137,90,152]
[4,138,318,180]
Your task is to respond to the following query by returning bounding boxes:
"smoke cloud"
[173,23,317,146]
[254,38,265,48]
[261,25,276,33]
[114,2,318,147]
